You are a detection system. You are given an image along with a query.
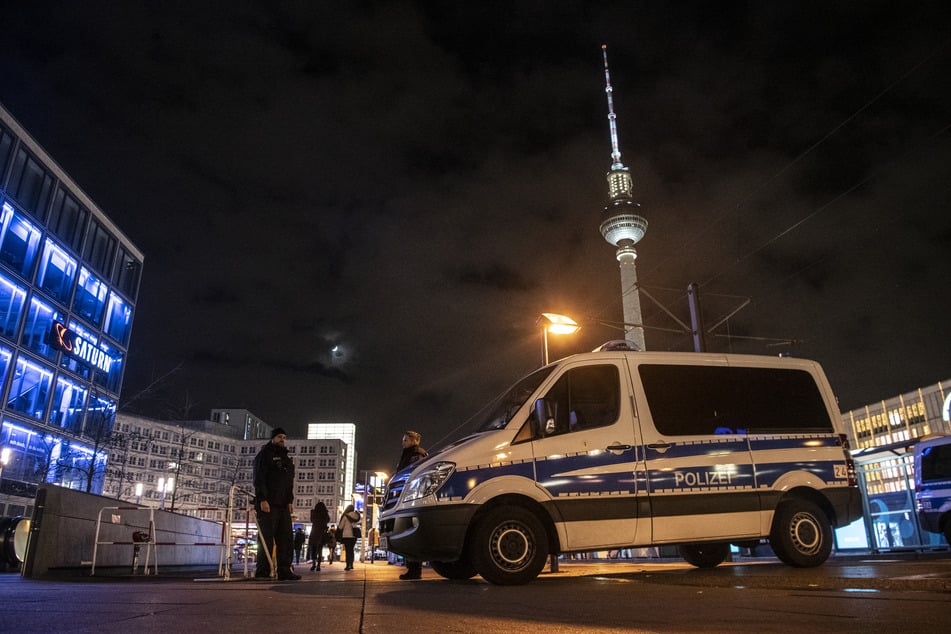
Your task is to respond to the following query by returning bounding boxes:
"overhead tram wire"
[639,37,951,288]
[701,117,951,289]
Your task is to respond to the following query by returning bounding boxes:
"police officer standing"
[396,430,427,580]
[253,427,300,580]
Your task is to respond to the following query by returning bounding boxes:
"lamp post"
[134,482,143,505]
[360,471,389,562]
[537,312,581,365]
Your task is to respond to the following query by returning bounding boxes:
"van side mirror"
[534,398,556,437]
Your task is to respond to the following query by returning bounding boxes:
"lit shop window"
[0,272,26,340]
[21,296,64,361]
[104,292,132,345]
[73,267,107,326]
[84,393,116,438]
[0,202,42,278]
[50,375,88,434]
[36,239,77,304]
[7,355,54,420]
[0,345,12,391]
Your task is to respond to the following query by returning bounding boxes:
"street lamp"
[537,313,581,365]
[134,482,143,505]
[157,477,174,510]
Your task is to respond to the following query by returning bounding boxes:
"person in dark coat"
[308,501,330,571]
[324,525,337,564]
[253,427,299,580]
[396,430,428,580]
[293,527,306,564]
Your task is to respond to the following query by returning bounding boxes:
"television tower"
[599,45,647,351]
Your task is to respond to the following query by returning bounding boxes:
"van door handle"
[647,442,672,453]
[606,443,633,454]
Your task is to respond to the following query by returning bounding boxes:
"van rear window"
[638,364,832,435]
[920,444,951,483]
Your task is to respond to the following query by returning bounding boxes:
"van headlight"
[403,462,455,501]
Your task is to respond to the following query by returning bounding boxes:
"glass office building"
[0,103,142,509]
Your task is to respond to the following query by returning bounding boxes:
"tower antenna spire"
[602,44,623,168]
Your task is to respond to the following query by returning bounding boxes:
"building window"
[83,219,116,279]
[0,272,26,341]
[72,267,107,326]
[49,375,88,433]
[113,246,141,301]
[36,238,77,304]
[7,355,54,420]
[0,202,42,278]
[7,147,54,220]
[47,188,88,252]
[0,125,14,184]
[21,296,63,361]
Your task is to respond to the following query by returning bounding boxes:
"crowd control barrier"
[89,485,260,578]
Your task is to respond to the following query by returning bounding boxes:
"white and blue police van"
[379,345,863,585]
[914,434,951,545]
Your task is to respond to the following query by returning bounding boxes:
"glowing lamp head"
[540,313,580,335]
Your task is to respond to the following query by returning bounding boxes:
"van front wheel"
[679,542,729,568]
[469,505,549,585]
[769,499,832,567]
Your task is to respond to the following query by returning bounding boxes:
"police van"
[379,346,863,585]
[914,434,951,545]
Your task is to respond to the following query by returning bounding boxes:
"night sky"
[2,2,949,472]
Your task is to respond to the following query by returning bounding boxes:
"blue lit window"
[92,339,123,394]
[7,355,54,420]
[104,292,132,345]
[0,345,13,392]
[21,296,64,361]
[84,393,116,438]
[36,238,77,304]
[0,272,27,340]
[72,267,107,326]
[0,202,42,278]
[50,375,88,433]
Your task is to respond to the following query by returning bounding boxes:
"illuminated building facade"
[307,422,356,510]
[0,104,142,516]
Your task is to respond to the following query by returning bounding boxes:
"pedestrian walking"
[337,505,362,570]
[308,501,330,571]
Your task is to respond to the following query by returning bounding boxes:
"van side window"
[638,364,832,435]
[920,444,951,482]
[540,365,620,437]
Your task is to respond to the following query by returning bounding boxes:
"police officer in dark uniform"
[253,427,300,580]
[396,430,428,580]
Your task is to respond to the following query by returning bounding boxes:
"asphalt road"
[2,554,949,633]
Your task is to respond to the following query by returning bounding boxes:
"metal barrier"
[90,506,157,576]
[90,486,261,579]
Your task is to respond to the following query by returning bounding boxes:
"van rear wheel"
[769,498,832,567]
[469,505,549,585]
[679,542,729,568]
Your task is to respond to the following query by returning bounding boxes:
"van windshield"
[472,366,555,432]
